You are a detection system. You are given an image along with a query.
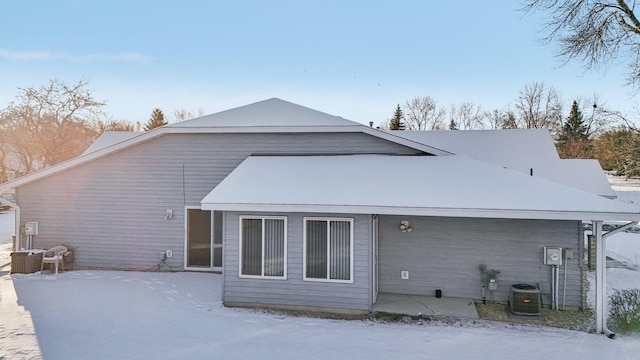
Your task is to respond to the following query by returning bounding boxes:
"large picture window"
[239,216,287,279]
[304,217,353,282]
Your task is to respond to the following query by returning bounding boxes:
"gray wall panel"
[17,132,411,270]
[222,212,372,311]
[377,216,583,307]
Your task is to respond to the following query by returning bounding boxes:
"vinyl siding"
[223,212,372,311]
[17,132,415,270]
[377,216,583,307]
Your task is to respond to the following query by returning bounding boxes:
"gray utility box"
[544,247,563,266]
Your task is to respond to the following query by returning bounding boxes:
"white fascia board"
[167,125,366,134]
[201,203,640,222]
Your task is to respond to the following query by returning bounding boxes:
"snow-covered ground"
[603,176,640,293]
[1,177,640,359]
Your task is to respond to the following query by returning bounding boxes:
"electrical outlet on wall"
[401,271,409,280]
[166,250,173,258]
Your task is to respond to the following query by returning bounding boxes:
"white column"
[593,220,605,334]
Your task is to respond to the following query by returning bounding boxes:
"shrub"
[609,289,640,333]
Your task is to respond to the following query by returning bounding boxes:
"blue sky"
[0,0,637,126]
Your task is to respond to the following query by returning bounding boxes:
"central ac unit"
[510,283,541,315]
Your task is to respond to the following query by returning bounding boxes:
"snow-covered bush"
[609,289,640,333]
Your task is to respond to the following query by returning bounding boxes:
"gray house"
[1,98,638,335]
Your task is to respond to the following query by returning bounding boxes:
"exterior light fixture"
[399,220,412,232]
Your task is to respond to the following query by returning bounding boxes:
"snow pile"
[2,174,640,359]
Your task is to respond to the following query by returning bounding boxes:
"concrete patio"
[373,293,479,319]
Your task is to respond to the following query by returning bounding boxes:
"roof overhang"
[201,203,639,222]
[201,155,640,222]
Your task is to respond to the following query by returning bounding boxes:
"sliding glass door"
[186,208,222,270]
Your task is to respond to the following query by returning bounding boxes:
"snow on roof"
[201,155,640,221]
[82,132,142,155]
[168,98,362,128]
[390,129,614,198]
[391,129,560,164]
[544,159,615,198]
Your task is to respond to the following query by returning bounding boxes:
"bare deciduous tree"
[567,94,629,137]
[0,119,11,182]
[449,102,486,130]
[515,82,563,130]
[99,119,139,132]
[522,0,640,87]
[0,79,105,177]
[403,96,447,130]
[485,108,518,129]
[173,108,205,123]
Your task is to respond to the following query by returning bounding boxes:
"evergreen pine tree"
[501,112,518,129]
[143,108,168,131]
[448,119,458,130]
[388,104,405,130]
[558,101,589,143]
[556,101,592,158]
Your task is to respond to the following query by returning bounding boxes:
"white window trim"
[303,217,354,284]
[238,215,288,280]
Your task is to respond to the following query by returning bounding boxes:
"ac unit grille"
[510,283,541,315]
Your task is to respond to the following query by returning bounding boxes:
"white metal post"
[593,220,604,334]
[14,206,21,250]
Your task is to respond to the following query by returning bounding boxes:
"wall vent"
[510,283,541,315]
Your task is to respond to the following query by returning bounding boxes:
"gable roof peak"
[168,97,362,128]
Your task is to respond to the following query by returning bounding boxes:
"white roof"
[391,129,560,164]
[390,129,615,198]
[544,159,615,198]
[82,132,142,155]
[168,98,362,128]
[201,155,640,221]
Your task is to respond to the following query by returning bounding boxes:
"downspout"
[14,204,20,251]
[0,196,20,251]
[594,220,639,339]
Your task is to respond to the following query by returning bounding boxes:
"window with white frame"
[239,216,287,278]
[304,217,353,282]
